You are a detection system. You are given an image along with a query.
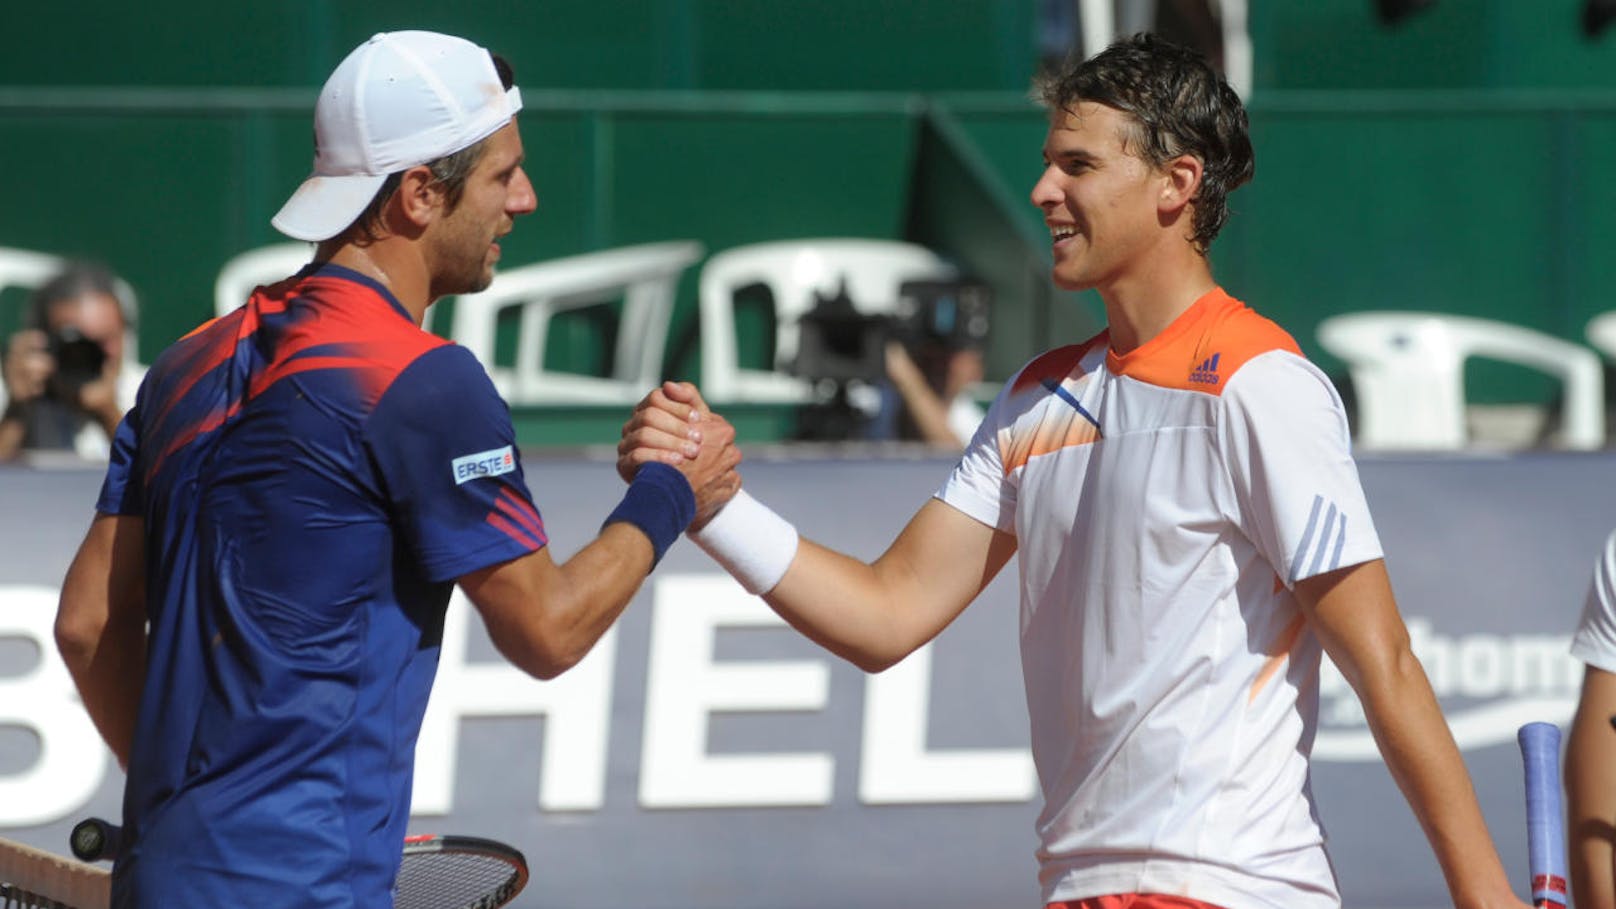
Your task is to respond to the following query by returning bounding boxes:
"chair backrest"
[449,241,705,405]
[213,243,315,318]
[1317,311,1605,450]
[697,238,957,403]
[1586,311,1616,363]
[214,242,454,333]
[0,247,69,307]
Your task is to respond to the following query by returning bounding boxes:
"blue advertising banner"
[0,449,1609,908]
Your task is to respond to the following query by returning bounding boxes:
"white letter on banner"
[639,575,832,807]
[859,641,1036,803]
[0,585,107,825]
[412,590,614,814]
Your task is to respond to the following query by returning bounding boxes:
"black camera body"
[45,326,108,404]
[791,277,992,384]
[790,282,888,384]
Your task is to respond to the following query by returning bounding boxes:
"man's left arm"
[1295,560,1526,909]
[1567,664,1616,909]
[55,513,146,769]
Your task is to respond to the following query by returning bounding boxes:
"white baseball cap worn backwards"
[272,30,524,242]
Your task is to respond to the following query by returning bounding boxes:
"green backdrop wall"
[5,0,1616,444]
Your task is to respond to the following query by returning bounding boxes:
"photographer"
[0,262,136,462]
[870,279,990,449]
[880,337,986,449]
[791,277,991,448]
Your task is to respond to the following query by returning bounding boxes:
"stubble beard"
[432,232,497,297]
[463,261,495,295]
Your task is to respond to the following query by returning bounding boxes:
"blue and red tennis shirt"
[97,263,546,908]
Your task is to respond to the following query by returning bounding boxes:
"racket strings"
[393,850,521,909]
[0,883,75,909]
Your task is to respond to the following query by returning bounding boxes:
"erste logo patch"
[452,445,516,485]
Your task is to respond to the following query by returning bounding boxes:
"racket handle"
[69,817,123,863]
[1518,722,1568,908]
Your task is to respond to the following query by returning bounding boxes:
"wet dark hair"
[1035,32,1254,253]
[347,51,517,243]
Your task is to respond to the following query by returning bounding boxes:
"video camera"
[790,277,992,385]
[786,276,992,442]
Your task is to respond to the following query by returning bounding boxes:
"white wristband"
[686,489,799,595]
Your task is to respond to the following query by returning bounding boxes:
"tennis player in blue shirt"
[53,31,739,908]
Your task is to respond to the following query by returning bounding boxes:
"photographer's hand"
[4,329,51,406]
[0,329,52,460]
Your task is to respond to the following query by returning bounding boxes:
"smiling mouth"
[1049,224,1077,244]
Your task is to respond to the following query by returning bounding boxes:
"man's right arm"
[458,521,672,680]
[760,499,1015,671]
[1567,664,1616,909]
[459,408,741,680]
[55,513,147,769]
[621,381,1014,671]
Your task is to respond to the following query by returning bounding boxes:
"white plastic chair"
[697,239,958,403]
[1317,311,1605,451]
[213,243,315,318]
[0,247,71,307]
[450,241,705,405]
[1586,311,1616,363]
[215,242,453,333]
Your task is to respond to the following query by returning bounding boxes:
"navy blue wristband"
[603,462,697,567]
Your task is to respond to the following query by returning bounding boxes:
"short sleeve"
[366,345,546,583]
[935,377,1017,534]
[96,399,144,516]
[1216,351,1383,586]
[1571,530,1616,673]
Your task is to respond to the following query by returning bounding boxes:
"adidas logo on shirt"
[1189,353,1221,385]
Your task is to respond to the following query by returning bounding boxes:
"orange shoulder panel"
[1105,289,1300,395]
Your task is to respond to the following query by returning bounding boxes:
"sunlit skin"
[1030,102,1213,354]
[321,120,538,325]
[427,122,537,299]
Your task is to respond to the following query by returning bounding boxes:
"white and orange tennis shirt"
[937,288,1382,909]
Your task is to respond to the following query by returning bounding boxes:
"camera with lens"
[791,277,992,385]
[45,326,108,404]
[788,275,991,440]
[890,278,992,356]
[789,280,889,385]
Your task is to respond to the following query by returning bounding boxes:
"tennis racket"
[395,834,528,909]
[70,820,528,909]
[1518,722,1568,909]
[0,833,109,909]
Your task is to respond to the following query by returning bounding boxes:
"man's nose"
[508,168,537,216]
[1030,167,1061,208]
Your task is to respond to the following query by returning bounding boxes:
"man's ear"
[394,165,444,230]
[1159,154,1204,217]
